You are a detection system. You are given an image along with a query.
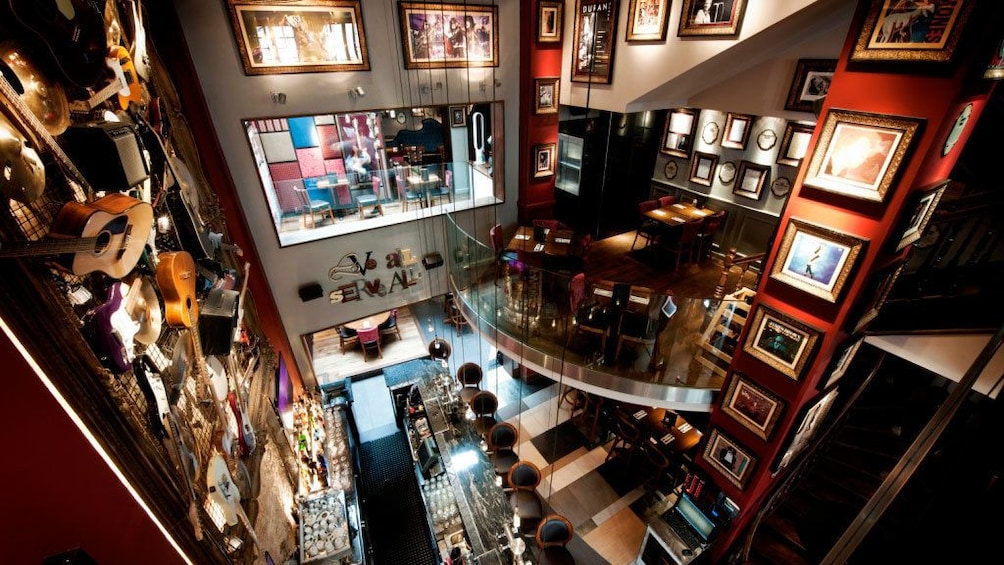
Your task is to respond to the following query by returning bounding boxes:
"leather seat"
[487,422,520,477]
[508,461,544,534]
[456,362,483,404]
[535,514,575,565]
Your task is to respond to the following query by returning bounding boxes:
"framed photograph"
[702,428,756,489]
[784,59,836,113]
[743,304,821,381]
[678,0,747,37]
[756,128,778,151]
[689,151,718,187]
[533,143,557,178]
[777,121,815,168]
[660,108,698,158]
[449,106,467,127]
[722,373,785,441]
[626,0,671,42]
[534,77,560,115]
[851,0,975,63]
[722,113,753,149]
[892,180,948,252]
[397,2,499,69]
[803,109,923,203]
[770,177,792,197]
[770,218,867,303]
[852,260,906,333]
[822,335,864,391]
[572,0,620,84]
[770,387,840,475]
[733,161,769,200]
[985,36,1004,80]
[718,161,737,185]
[226,0,370,75]
[538,0,564,43]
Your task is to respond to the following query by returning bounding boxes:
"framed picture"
[743,304,821,381]
[533,143,557,178]
[534,77,560,115]
[538,0,564,43]
[702,428,756,489]
[722,373,785,441]
[226,0,370,75]
[822,335,864,390]
[770,177,792,197]
[398,2,499,69]
[449,106,467,127]
[985,36,1004,80]
[722,113,753,150]
[851,0,975,63]
[803,109,923,203]
[678,0,747,37]
[770,387,840,475]
[689,151,718,186]
[733,161,769,200]
[777,121,815,168]
[784,59,836,113]
[852,260,906,333]
[891,180,948,252]
[718,161,737,185]
[572,0,620,84]
[660,108,698,158]
[626,0,671,42]
[770,218,867,303]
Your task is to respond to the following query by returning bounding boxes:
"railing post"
[714,247,738,300]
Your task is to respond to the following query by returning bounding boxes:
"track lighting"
[348,86,365,99]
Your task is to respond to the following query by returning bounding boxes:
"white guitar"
[207,454,262,551]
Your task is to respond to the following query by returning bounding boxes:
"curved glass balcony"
[445,214,755,412]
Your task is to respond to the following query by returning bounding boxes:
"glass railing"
[444,214,753,411]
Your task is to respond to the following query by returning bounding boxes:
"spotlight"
[349,86,365,99]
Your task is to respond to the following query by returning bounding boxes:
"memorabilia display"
[891,180,948,252]
[398,2,499,69]
[851,0,974,63]
[678,0,747,37]
[533,143,557,178]
[722,373,785,441]
[784,59,835,113]
[942,103,973,156]
[743,304,821,381]
[777,121,815,168]
[449,106,467,127]
[757,128,778,151]
[702,121,721,145]
[722,113,753,150]
[852,260,906,333]
[689,151,718,186]
[802,109,923,203]
[664,160,679,180]
[534,77,560,115]
[770,177,792,197]
[770,388,840,475]
[538,0,564,43]
[733,161,769,200]
[822,335,864,390]
[718,161,737,185]
[661,108,699,158]
[572,0,620,84]
[703,428,756,489]
[770,218,868,303]
[226,0,369,75]
[626,0,671,42]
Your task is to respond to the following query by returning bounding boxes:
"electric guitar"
[109,44,142,111]
[0,193,153,279]
[229,357,257,458]
[120,0,149,81]
[207,453,262,553]
[86,275,162,373]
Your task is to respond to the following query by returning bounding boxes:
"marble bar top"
[417,376,530,565]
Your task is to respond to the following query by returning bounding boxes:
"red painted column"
[703,1,1002,560]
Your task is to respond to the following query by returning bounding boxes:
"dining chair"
[631,199,664,252]
[508,461,545,534]
[487,422,520,477]
[332,182,354,219]
[640,438,672,490]
[356,326,382,361]
[378,308,402,342]
[662,217,705,271]
[615,310,659,360]
[294,186,334,228]
[456,362,483,403]
[658,195,677,208]
[338,326,359,354]
[430,168,452,205]
[535,514,575,565]
[694,209,728,262]
[605,411,643,471]
[394,169,423,212]
[355,175,384,218]
[468,390,498,435]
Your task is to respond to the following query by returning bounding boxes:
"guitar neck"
[166,407,204,541]
[0,235,105,258]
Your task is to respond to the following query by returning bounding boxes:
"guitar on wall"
[0,192,153,279]
[86,275,163,373]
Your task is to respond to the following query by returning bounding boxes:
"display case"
[556,133,583,195]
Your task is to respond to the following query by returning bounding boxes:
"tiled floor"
[343,296,654,564]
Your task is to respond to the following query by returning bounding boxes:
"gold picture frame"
[722,373,785,441]
[678,0,747,37]
[851,0,975,63]
[534,77,560,115]
[743,304,821,381]
[571,0,620,84]
[226,0,370,75]
[702,428,756,489]
[626,0,671,42]
[398,2,499,69]
[538,0,564,43]
[533,143,557,179]
[689,151,718,187]
[770,218,868,303]
[777,121,815,168]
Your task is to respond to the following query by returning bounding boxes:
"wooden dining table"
[506,226,576,257]
[624,405,703,456]
[343,311,391,331]
[406,171,441,207]
[643,202,716,227]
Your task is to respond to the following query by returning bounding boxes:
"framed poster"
[534,143,557,178]
[678,0,747,37]
[572,0,620,84]
[538,1,564,43]
[660,108,698,158]
[803,109,923,203]
[733,161,769,200]
[722,113,753,149]
[784,59,836,113]
[626,0,671,42]
[777,121,815,168]
[743,304,821,381]
[770,387,840,475]
[985,36,1004,80]
[722,373,785,441]
[822,335,864,390]
[449,106,467,127]
[226,0,370,75]
[770,218,868,303]
[891,180,948,252]
[703,428,756,489]
[534,77,560,115]
[852,260,906,333]
[398,2,498,69]
[689,151,718,186]
[851,0,975,63]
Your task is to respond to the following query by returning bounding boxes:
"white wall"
[173,0,519,384]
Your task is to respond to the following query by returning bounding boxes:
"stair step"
[826,440,900,470]
[820,451,889,483]
[761,514,809,552]
[748,530,812,565]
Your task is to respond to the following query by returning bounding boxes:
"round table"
[344,311,391,331]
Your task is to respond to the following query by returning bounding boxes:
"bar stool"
[487,422,520,478]
[456,362,483,404]
[605,412,642,470]
[508,461,544,534]
[535,514,575,565]
[469,390,498,435]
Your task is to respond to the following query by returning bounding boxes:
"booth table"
[643,202,716,227]
[506,226,576,257]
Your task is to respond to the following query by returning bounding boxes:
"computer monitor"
[418,436,439,476]
[675,493,716,544]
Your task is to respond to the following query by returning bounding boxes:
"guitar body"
[164,156,213,260]
[87,281,136,373]
[121,0,149,81]
[0,112,46,203]
[6,0,110,89]
[109,44,142,110]
[48,193,153,278]
[156,250,198,328]
[229,390,256,458]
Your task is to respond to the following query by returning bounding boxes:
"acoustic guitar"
[0,192,153,279]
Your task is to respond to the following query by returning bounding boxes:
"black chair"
[569,303,612,354]
[631,200,663,252]
[605,412,642,470]
[694,209,728,262]
[615,310,659,360]
[487,422,520,478]
[469,390,498,435]
[508,461,545,534]
[456,362,483,404]
[661,217,704,271]
[338,326,358,354]
[535,514,575,565]
[378,308,402,342]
